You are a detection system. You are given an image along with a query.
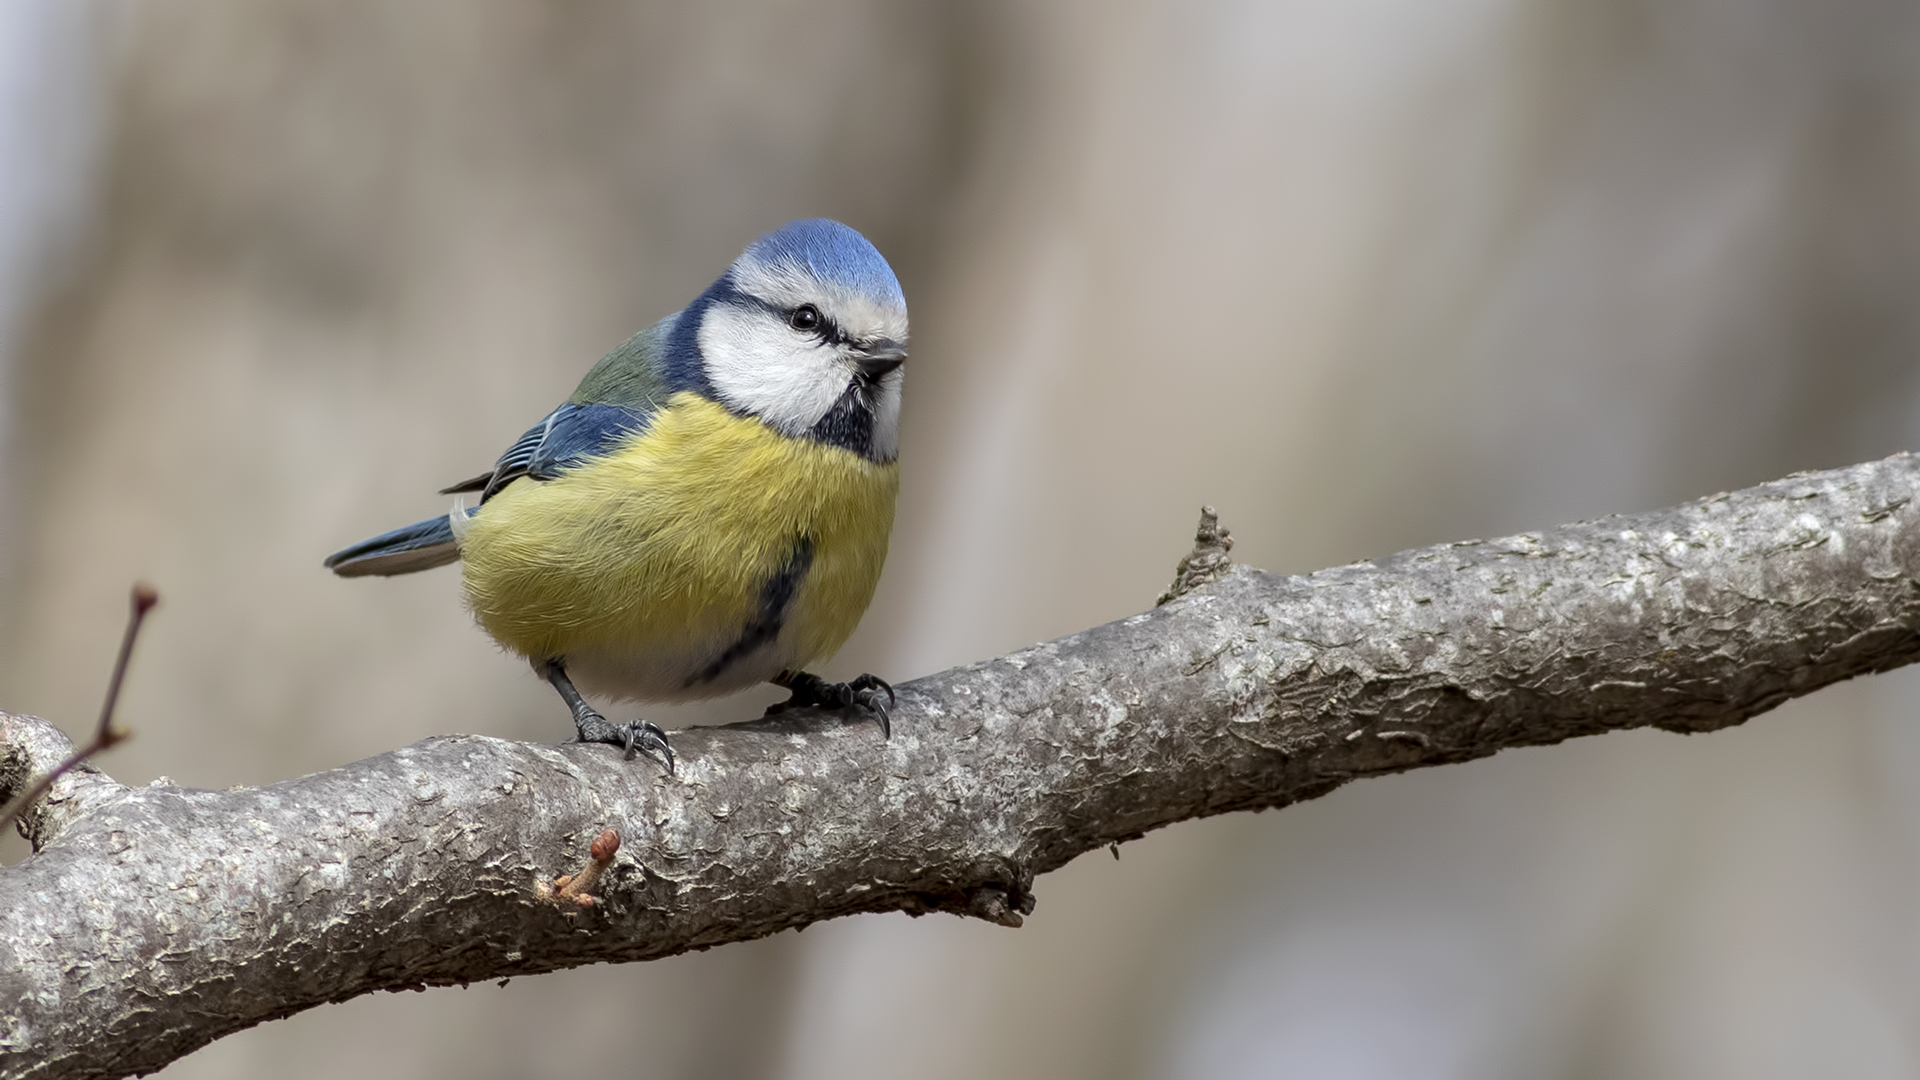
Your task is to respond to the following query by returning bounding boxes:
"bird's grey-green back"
[569,313,677,408]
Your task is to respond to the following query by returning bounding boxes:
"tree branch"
[6,454,1920,1080]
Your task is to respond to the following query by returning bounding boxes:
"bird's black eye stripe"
[739,293,848,344]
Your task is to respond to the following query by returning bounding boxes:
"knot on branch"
[1157,506,1234,604]
[0,714,123,851]
[964,884,1037,927]
[0,715,69,805]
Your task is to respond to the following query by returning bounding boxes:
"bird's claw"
[572,705,675,774]
[768,671,895,739]
[621,720,676,774]
[848,673,893,739]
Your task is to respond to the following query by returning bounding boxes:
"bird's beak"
[855,339,908,380]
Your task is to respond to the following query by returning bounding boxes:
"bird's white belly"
[563,631,806,705]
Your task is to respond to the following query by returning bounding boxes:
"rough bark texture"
[6,454,1920,1079]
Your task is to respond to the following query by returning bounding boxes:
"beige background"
[5,1,1920,1077]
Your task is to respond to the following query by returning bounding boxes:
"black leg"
[766,670,894,738]
[543,658,675,774]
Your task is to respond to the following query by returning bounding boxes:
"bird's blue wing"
[458,402,655,502]
[525,403,655,481]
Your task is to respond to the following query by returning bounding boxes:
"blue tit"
[325,219,908,773]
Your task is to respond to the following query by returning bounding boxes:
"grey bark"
[6,454,1920,1080]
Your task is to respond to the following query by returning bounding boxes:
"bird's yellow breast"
[459,392,898,699]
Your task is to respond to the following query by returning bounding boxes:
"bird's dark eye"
[788,304,821,332]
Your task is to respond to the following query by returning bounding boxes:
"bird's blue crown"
[740,219,905,310]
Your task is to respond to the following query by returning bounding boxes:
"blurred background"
[4,1,1920,1076]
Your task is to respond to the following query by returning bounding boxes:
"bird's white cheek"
[699,303,846,435]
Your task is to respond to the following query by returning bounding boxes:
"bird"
[324,219,908,774]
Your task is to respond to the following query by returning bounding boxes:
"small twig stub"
[537,828,621,909]
[1157,506,1235,604]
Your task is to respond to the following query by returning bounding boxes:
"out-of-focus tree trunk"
[0,4,965,1077]
[788,2,1920,1078]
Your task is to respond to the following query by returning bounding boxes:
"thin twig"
[0,584,157,834]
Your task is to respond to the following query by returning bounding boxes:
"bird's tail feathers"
[325,507,474,578]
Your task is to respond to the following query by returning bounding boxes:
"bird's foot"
[766,671,894,738]
[571,705,675,774]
